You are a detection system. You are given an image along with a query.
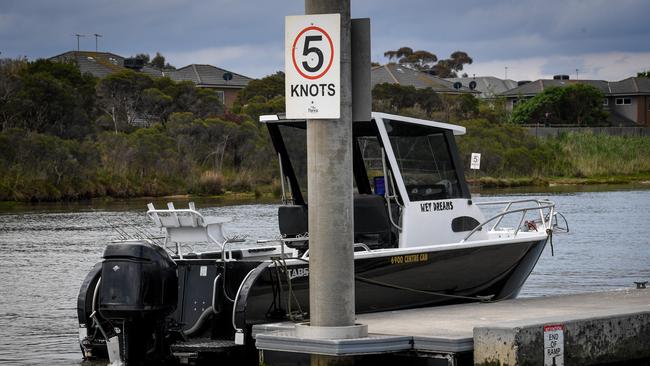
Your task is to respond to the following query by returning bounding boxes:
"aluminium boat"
[77,112,566,365]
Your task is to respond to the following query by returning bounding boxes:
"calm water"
[1,188,649,365]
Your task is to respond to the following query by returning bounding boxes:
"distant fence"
[524,126,650,138]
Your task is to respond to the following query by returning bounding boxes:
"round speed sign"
[291,26,335,80]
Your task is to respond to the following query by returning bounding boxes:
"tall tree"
[511,84,607,126]
[2,59,97,138]
[96,70,154,132]
[150,52,166,69]
[383,47,473,77]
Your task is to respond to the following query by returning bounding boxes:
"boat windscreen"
[277,123,308,200]
[384,119,463,201]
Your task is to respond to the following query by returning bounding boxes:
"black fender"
[77,262,109,359]
[77,262,102,326]
[232,261,273,331]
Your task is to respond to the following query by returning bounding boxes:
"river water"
[0,186,649,365]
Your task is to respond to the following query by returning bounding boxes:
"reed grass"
[555,132,650,177]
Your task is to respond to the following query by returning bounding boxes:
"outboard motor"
[99,240,177,364]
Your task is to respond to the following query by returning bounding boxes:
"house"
[499,76,650,126]
[445,76,518,98]
[49,51,252,108]
[371,64,479,95]
[166,64,250,108]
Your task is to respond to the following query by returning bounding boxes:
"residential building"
[371,64,479,95]
[499,77,650,126]
[166,64,251,108]
[445,76,518,98]
[49,51,252,108]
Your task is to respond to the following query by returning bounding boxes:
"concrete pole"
[304,0,355,328]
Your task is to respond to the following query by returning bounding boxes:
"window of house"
[602,98,608,106]
[215,90,225,104]
[615,97,631,105]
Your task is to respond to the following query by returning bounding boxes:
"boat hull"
[235,237,547,329]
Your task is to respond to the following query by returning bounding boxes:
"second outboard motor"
[99,240,177,364]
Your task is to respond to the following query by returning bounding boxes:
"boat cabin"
[261,112,488,251]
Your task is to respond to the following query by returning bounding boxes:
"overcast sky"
[2,0,649,81]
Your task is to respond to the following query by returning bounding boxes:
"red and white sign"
[544,324,564,366]
[285,14,340,119]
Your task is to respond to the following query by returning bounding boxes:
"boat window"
[383,119,463,201]
[277,124,308,200]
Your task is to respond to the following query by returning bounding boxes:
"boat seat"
[278,194,394,250]
[147,202,231,248]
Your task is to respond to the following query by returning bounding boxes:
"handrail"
[301,242,373,259]
[381,148,402,231]
[461,199,555,243]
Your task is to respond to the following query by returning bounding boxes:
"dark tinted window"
[278,124,308,200]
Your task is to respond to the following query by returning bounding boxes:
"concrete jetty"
[254,289,650,365]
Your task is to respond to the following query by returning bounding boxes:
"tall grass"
[555,132,650,177]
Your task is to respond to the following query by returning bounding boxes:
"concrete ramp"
[255,289,650,365]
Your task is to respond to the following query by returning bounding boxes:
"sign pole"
[305,0,355,333]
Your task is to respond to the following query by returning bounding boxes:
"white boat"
[77,112,567,364]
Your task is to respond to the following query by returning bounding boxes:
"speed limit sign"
[285,14,340,119]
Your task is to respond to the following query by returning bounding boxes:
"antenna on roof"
[73,34,87,52]
[94,34,103,52]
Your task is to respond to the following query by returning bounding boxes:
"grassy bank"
[457,120,650,187]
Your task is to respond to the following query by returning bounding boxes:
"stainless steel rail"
[461,199,556,242]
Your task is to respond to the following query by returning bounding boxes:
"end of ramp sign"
[285,14,340,119]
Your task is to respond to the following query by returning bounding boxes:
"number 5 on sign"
[470,153,481,170]
[285,14,340,119]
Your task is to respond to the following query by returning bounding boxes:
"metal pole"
[304,0,355,329]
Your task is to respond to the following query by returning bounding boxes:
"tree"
[372,83,443,116]
[383,47,473,78]
[135,53,150,64]
[0,59,28,131]
[638,70,650,78]
[2,59,97,138]
[236,71,285,104]
[511,84,607,126]
[384,47,437,71]
[133,52,175,70]
[96,70,154,132]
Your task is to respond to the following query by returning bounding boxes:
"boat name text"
[287,267,309,280]
[390,253,429,265]
[420,201,453,212]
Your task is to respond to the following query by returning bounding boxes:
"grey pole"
[304,0,355,328]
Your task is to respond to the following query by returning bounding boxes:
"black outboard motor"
[99,240,177,364]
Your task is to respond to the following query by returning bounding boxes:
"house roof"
[445,76,518,98]
[49,50,251,88]
[371,64,478,94]
[500,77,650,97]
[166,64,251,88]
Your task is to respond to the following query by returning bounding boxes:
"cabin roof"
[259,112,466,135]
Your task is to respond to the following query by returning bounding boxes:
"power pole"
[305,0,355,334]
[74,34,86,52]
[94,34,103,52]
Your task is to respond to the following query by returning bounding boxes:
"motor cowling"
[99,241,177,320]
